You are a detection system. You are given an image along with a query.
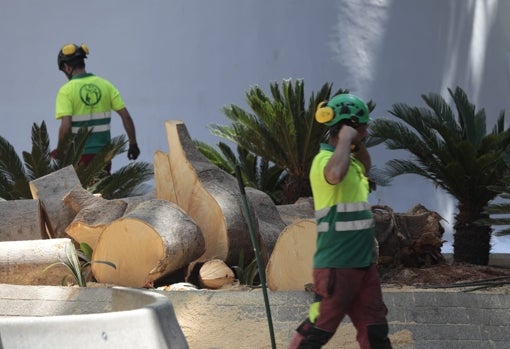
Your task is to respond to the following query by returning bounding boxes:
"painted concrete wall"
[1,0,510,251]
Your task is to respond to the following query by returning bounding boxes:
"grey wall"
[1,0,509,251]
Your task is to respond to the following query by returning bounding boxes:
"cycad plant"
[0,121,153,200]
[208,79,347,204]
[481,151,510,236]
[369,86,510,265]
[195,141,287,204]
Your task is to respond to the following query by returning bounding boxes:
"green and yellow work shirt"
[309,143,375,269]
[55,73,125,154]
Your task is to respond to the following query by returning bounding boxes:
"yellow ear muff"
[61,44,77,56]
[80,44,89,55]
[315,101,334,124]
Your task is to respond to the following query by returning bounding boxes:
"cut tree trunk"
[246,188,286,265]
[276,197,315,225]
[373,204,445,267]
[265,204,445,290]
[0,238,75,285]
[29,165,81,239]
[265,219,316,291]
[155,120,254,265]
[153,150,177,203]
[122,191,156,214]
[0,199,46,241]
[92,199,205,287]
[63,185,128,249]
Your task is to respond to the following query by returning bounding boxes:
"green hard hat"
[315,94,370,127]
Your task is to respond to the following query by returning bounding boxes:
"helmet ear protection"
[315,94,371,127]
[315,101,335,124]
[58,43,89,70]
[61,43,89,57]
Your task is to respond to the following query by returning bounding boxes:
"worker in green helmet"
[288,94,393,349]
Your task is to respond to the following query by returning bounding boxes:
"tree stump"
[373,204,446,267]
[92,199,205,287]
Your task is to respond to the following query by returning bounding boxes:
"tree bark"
[246,188,286,265]
[0,199,46,241]
[276,197,314,225]
[91,199,205,287]
[373,204,446,267]
[63,185,128,249]
[29,165,81,239]
[0,238,75,285]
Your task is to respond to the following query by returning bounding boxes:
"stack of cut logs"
[0,120,446,291]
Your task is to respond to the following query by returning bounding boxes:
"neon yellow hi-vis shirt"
[55,73,125,154]
[309,143,375,268]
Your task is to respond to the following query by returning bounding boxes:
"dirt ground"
[379,262,510,293]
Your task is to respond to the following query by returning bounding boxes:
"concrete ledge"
[162,288,510,349]
[0,284,188,349]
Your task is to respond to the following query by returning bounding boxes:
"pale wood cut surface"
[266,219,316,291]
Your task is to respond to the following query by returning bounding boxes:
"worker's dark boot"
[367,323,393,349]
[295,319,333,349]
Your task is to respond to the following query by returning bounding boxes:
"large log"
[63,185,128,249]
[155,120,254,265]
[373,204,445,267]
[153,150,177,203]
[265,219,316,291]
[29,165,81,239]
[0,199,46,241]
[246,188,286,265]
[92,199,205,287]
[276,197,314,225]
[0,238,75,285]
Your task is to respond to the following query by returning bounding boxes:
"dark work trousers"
[288,264,391,349]
[79,154,112,175]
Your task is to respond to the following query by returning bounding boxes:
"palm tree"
[0,121,153,200]
[481,151,510,236]
[368,86,510,265]
[207,79,347,204]
[195,140,287,204]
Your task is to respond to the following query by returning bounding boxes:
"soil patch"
[379,262,510,293]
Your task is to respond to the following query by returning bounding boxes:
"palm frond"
[91,161,153,199]
[21,121,53,180]
[0,134,29,199]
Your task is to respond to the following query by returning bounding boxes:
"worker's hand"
[50,149,58,159]
[338,124,359,143]
[128,143,140,160]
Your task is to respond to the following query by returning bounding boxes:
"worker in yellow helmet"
[53,43,140,174]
